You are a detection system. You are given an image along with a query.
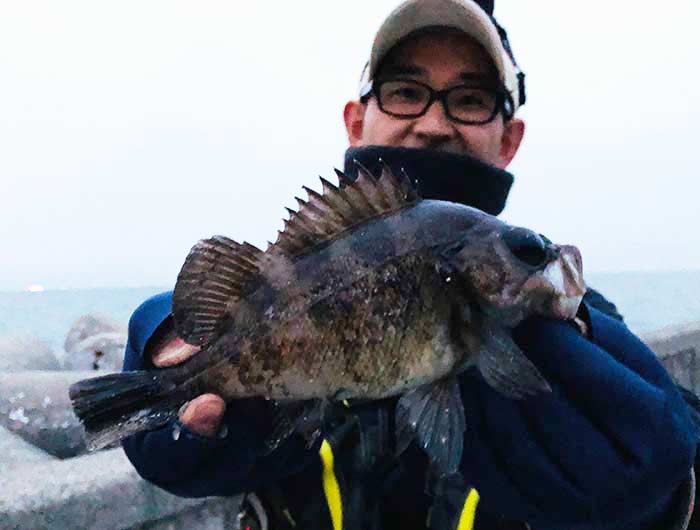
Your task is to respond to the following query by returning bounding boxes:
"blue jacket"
[122,290,699,530]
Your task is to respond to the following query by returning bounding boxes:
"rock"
[0,371,112,458]
[0,425,51,474]
[0,336,61,372]
[63,314,127,371]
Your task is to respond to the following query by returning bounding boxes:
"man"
[122,1,700,528]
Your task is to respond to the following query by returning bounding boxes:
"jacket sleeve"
[677,386,700,529]
[458,304,699,530]
[583,305,698,530]
[120,292,316,498]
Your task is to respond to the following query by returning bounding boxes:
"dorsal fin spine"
[271,165,419,257]
[344,174,377,214]
[329,172,366,218]
[302,203,345,232]
[301,187,347,226]
[352,159,374,179]
[287,210,319,234]
[356,167,392,211]
[310,192,351,227]
[334,168,354,187]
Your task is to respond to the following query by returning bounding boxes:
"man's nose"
[413,100,455,140]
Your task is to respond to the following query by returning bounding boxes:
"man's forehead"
[378,64,499,87]
[376,30,499,81]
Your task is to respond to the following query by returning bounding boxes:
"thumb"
[179,394,226,438]
[152,336,201,367]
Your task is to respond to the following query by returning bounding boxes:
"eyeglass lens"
[377,80,500,124]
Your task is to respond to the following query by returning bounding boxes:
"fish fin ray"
[478,325,552,399]
[271,166,419,256]
[173,236,264,346]
[264,399,325,454]
[69,371,184,451]
[396,378,466,477]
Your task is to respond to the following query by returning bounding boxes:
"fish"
[69,164,586,476]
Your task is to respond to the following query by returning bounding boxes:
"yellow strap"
[320,439,343,530]
[456,488,480,530]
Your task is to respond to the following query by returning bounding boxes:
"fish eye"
[503,228,548,268]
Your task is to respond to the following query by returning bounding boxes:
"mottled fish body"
[70,166,586,475]
[184,200,490,402]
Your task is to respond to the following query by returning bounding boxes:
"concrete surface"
[0,447,233,530]
[136,498,243,530]
[642,321,700,394]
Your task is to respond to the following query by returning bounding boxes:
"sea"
[1,270,699,357]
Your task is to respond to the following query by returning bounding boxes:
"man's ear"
[496,118,525,169]
[343,100,366,146]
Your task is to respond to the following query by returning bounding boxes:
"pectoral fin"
[265,397,356,454]
[478,325,551,399]
[264,399,326,453]
[172,236,264,347]
[396,378,466,477]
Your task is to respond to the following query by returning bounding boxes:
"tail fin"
[69,371,185,451]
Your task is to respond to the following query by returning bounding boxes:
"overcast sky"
[1,0,698,291]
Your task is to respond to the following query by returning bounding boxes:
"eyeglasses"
[361,79,514,125]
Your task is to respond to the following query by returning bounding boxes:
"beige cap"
[361,0,523,112]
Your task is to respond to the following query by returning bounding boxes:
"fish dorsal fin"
[172,236,264,346]
[272,163,419,256]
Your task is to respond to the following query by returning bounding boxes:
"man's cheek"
[458,128,501,164]
[367,120,409,147]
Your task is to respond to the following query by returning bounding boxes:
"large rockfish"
[69,166,585,475]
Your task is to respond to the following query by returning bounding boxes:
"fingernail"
[153,338,201,367]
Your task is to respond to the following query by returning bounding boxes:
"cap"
[360,0,525,112]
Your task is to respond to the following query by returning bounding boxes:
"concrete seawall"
[642,322,700,395]
[1,321,699,530]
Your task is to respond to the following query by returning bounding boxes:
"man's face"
[344,31,524,169]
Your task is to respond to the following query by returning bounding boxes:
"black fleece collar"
[343,146,513,216]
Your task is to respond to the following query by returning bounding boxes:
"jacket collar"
[343,146,513,216]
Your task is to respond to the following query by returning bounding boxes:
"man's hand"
[151,335,226,438]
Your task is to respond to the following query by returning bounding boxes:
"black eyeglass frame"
[360,78,515,125]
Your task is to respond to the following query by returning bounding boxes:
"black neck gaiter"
[343,146,514,216]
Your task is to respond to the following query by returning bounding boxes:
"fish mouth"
[542,245,586,320]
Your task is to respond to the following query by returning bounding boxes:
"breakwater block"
[63,314,127,371]
[0,336,61,372]
[0,370,112,458]
[0,425,52,472]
